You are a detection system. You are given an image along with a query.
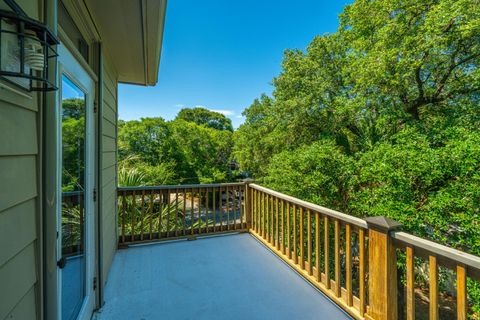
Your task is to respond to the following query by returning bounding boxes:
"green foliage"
[176,107,233,131]
[170,119,233,183]
[265,140,353,212]
[62,98,85,192]
[233,0,480,313]
[118,108,235,186]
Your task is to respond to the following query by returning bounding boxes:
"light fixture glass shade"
[0,5,59,91]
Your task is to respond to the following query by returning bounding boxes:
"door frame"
[56,43,96,320]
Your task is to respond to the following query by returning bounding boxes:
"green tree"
[176,107,234,131]
[170,119,234,183]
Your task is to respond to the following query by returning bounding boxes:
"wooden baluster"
[262,192,267,238]
[190,189,194,235]
[240,186,244,230]
[238,186,242,229]
[268,194,271,241]
[262,192,266,238]
[346,224,353,306]
[299,207,305,269]
[175,189,179,237]
[293,204,298,264]
[276,197,280,250]
[270,195,274,245]
[158,191,163,238]
[140,190,145,241]
[315,212,320,282]
[259,191,262,235]
[240,186,244,229]
[166,189,171,238]
[359,228,366,316]
[324,216,330,289]
[198,189,202,234]
[253,190,257,232]
[429,255,438,320]
[406,246,415,320]
[183,189,187,236]
[149,190,154,239]
[219,187,223,231]
[263,193,267,238]
[244,185,249,229]
[279,199,285,254]
[267,194,271,243]
[256,190,262,234]
[226,186,231,230]
[233,186,237,230]
[457,264,467,320]
[131,190,136,242]
[206,188,210,233]
[287,202,291,259]
[334,219,341,297]
[249,186,254,230]
[121,191,126,244]
[231,186,235,230]
[307,209,312,276]
[213,188,216,233]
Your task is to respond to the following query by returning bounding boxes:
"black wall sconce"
[0,0,59,91]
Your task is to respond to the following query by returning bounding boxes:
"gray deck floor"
[94,233,351,320]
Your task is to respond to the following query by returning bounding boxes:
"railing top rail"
[118,182,245,192]
[392,231,480,272]
[250,183,368,229]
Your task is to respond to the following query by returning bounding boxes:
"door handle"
[57,257,67,269]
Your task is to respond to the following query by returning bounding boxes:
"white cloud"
[208,109,235,116]
[175,104,185,109]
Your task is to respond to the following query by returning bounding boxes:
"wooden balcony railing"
[116,181,480,320]
[392,231,480,320]
[249,183,369,319]
[117,182,247,245]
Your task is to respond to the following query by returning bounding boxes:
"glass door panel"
[61,74,87,320]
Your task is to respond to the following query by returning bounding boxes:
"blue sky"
[119,0,350,128]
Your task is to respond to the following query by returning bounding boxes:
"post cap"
[364,216,402,233]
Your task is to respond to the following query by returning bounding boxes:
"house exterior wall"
[99,54,118,288]
[0,0,160,316]
[0,0,43,318]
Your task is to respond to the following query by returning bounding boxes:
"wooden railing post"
[365,216,402,320]
[242,179,254,230]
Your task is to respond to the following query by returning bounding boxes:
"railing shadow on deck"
[116,181,480,320]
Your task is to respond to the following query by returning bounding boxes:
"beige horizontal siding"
[3,286,37,320]
[100,56,118,287]
[102,152,116,170]
[0,156,37,213]
[102,118,116,138]
[0,94,39,320]
[103,103,116,124]
[0,6,40,320]
[0,199,36,267]
[0,243,37,320]
[0,103,37,156]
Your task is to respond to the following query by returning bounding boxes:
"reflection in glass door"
[60,74,86,320]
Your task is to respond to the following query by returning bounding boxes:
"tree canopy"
[233,0,480,310]
[175,107,234,131]
[118,109,237,186]
[235,0,480,256]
